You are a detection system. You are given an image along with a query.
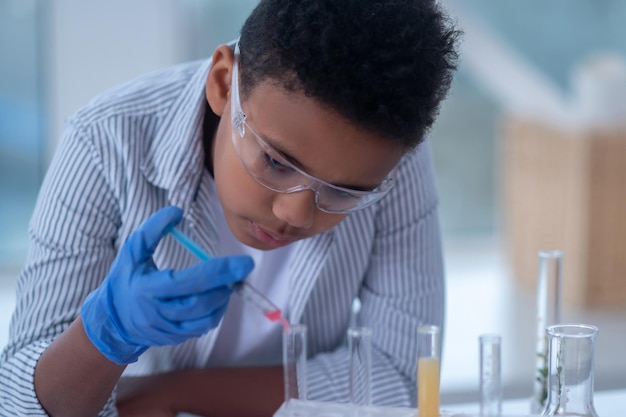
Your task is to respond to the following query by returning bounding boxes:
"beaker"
[417,325,441,417]
[532,250,563,413]
[283,324,308,402]
[479,334,502,416]
[541,324,600,417]
[348,326,372,406]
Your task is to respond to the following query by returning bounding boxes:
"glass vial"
[479,334,502,416]
[542,324,600,417]
[532,250,563,413]
[417,325,441,417]
[283,324,308,403]
[348,326,372,406]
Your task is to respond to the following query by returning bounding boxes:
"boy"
[0,1,460,416]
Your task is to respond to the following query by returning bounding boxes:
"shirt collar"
[140,58,214,211]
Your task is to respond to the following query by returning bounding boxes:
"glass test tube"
[348,327,372,406]
[479,334,502,416]
[283,324,308,403]
[532,250,563,413]
[417,325,441,417]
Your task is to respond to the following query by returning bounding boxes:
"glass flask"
[541,324,600,417]
[532,250,563,413]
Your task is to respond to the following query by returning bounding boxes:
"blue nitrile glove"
[81,206,254,365]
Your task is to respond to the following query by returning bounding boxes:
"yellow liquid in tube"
[418,357,440,417]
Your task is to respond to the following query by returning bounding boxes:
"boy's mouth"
[250,222,294,248]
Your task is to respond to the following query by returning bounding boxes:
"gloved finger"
[125,206,183,264]
[145,302,230,343]
[172,302,229,337]
[147,255,254,297]
[157,286,233,322]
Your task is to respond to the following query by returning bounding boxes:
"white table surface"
[442,388,625,416]
[178,389,625,417]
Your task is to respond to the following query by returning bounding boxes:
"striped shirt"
[0,54,445,416]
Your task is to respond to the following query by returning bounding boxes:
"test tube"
[417,325,441,417]
[532,250,563,413]
[479,334,502,416]
[283,324,308,403]
[348,326,372,406]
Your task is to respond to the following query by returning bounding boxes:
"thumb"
[126,206,183,264]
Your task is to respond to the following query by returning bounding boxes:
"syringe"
[167,227,291,331]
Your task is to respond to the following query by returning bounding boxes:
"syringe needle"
[167,227,290,330]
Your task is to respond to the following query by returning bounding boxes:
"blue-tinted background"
[2,0,626,403]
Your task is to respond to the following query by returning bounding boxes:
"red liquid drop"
[264,309,291,332]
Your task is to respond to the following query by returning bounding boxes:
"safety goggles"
[229,43,396,214]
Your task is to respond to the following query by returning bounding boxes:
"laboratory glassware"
[273,399,421,417]
[167,227,290,331]
[283,324,308,403]
[348,326,372,406]
[444,414,542,417]
[532,250,563,413]
[417,325,441,417]
[541,324,600,417]
[479,334,502,416]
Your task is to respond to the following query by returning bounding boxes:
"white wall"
[45,0,189,160]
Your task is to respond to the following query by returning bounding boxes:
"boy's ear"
[205,44,235,117]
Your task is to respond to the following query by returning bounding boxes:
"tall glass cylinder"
[532,250,563,413]
[542,324,600,417]
[283,324,308,403]
[348,326,372,406]
[479,334,502,416]
[417,325,441,417]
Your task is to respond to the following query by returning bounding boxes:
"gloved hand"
[81,206,254,365]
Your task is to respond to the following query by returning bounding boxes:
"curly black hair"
[238,0,461,148]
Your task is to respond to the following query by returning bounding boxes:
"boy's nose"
[272,189,316,229]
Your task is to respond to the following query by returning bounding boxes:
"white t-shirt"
[206,182,293,367]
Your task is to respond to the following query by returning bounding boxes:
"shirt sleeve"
[0,121,121,417]
[306,141,445,407]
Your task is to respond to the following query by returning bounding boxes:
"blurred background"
[1,0,625,405]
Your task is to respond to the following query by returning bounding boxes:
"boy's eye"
[264,153,292,172]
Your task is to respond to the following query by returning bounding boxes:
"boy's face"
[206,46,405,250]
